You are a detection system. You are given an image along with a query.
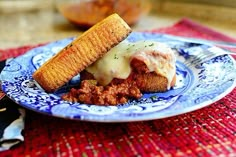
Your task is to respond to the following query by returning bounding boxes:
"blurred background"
[0,0,236,48]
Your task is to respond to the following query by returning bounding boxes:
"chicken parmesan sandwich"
[33,13,176,105]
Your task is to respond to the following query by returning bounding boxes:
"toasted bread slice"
[131,72,176,92]
[80,70,176,92]
[129,58,176,92]
[80,58,177,93]
[33,13,131,92]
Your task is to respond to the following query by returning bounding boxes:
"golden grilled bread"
[33,13,131,92]
[80,71,176,92]
[129,58,176,92]
[129,72,176,92]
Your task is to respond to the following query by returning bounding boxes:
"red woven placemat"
[0,18,236,157]
[0,44,45,62]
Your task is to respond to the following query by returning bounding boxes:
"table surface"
[0,3,236,49]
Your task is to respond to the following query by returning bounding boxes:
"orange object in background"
[56,0,151,28]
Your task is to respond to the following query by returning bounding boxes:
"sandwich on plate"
[33,13,176,106]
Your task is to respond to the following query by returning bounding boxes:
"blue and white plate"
[1,32,236,122]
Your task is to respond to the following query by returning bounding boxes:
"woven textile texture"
[0,18,236,157]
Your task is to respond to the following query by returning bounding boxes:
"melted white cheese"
[86,40,176,89]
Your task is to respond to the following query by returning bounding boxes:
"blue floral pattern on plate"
[1,32,236,122]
